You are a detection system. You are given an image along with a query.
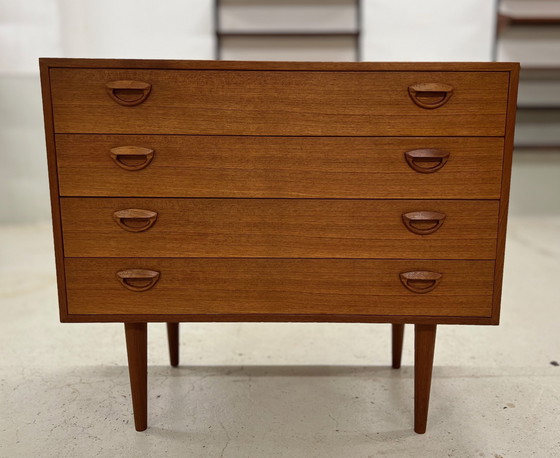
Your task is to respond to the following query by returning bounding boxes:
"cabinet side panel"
[39,60,68,322]
[492,64,520,324]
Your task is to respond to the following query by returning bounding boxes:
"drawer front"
[65,258,495,317]
[61,198,499,259]
[50,69,508,136]
[56,135,504,199]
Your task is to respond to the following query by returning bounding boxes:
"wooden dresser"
[39,58,519,434]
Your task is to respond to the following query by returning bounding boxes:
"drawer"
[61,198,499,260]
[49,69,508,136]
[64,258,495,317]
[56,135,504,199]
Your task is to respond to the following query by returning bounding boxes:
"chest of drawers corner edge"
[39,58,520,433]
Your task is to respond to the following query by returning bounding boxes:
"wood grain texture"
[491,63,520,324]
[60,198,499,259]
[64,258,494,317]
[39,57,520,72]
[55,135,504,199]
[39,61,69,322]
[50,69,508,136]
[39,59,517,328]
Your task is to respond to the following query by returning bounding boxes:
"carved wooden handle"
[117,269,160,292]
[408,83,453,109]
[400,271,442,294]
[113,209,158,232]
[106,80,151,106]
[110,146,154,171]
[402,211,446,235]
[404,148,450,173]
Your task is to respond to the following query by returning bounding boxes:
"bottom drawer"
[65,258,494,317]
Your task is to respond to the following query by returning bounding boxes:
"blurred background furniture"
[215,0,361,61]
[496,0,560,149]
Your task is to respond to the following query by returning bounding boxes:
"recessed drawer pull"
[404,148,450,173]
[113,209,158,232]
[402,211,446,235]
[408,82,454,109]
[110,146,154,171]
[400,271,442,294]
[117,269,160,292]
[106,80,151,106]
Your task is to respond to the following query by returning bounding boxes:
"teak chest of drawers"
[40,58,519,434]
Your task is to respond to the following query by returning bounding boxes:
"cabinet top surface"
[39,58,520,72]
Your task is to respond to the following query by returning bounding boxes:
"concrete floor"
[1,152,560,457]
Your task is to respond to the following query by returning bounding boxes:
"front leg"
[124,322,148,431]
[414,324,437,434]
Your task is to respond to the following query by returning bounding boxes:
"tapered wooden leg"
[392,323,405,369]
[414,324,437,434]
[167,322,179,367]
[124,323,148,431]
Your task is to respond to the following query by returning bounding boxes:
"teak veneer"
[55,135,504,199]
[40,58,518,434]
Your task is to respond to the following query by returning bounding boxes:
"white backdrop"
[362,0,496,61]
[0,0,496,222]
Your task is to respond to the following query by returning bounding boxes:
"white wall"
[0,0,62,222]
[362,0,496,61]
[0,0,214,223]
[57,0,213,60]
[0,0,61,75]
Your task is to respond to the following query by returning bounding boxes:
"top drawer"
[49,69,509,136]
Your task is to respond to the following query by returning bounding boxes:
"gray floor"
[1,152,559,457]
